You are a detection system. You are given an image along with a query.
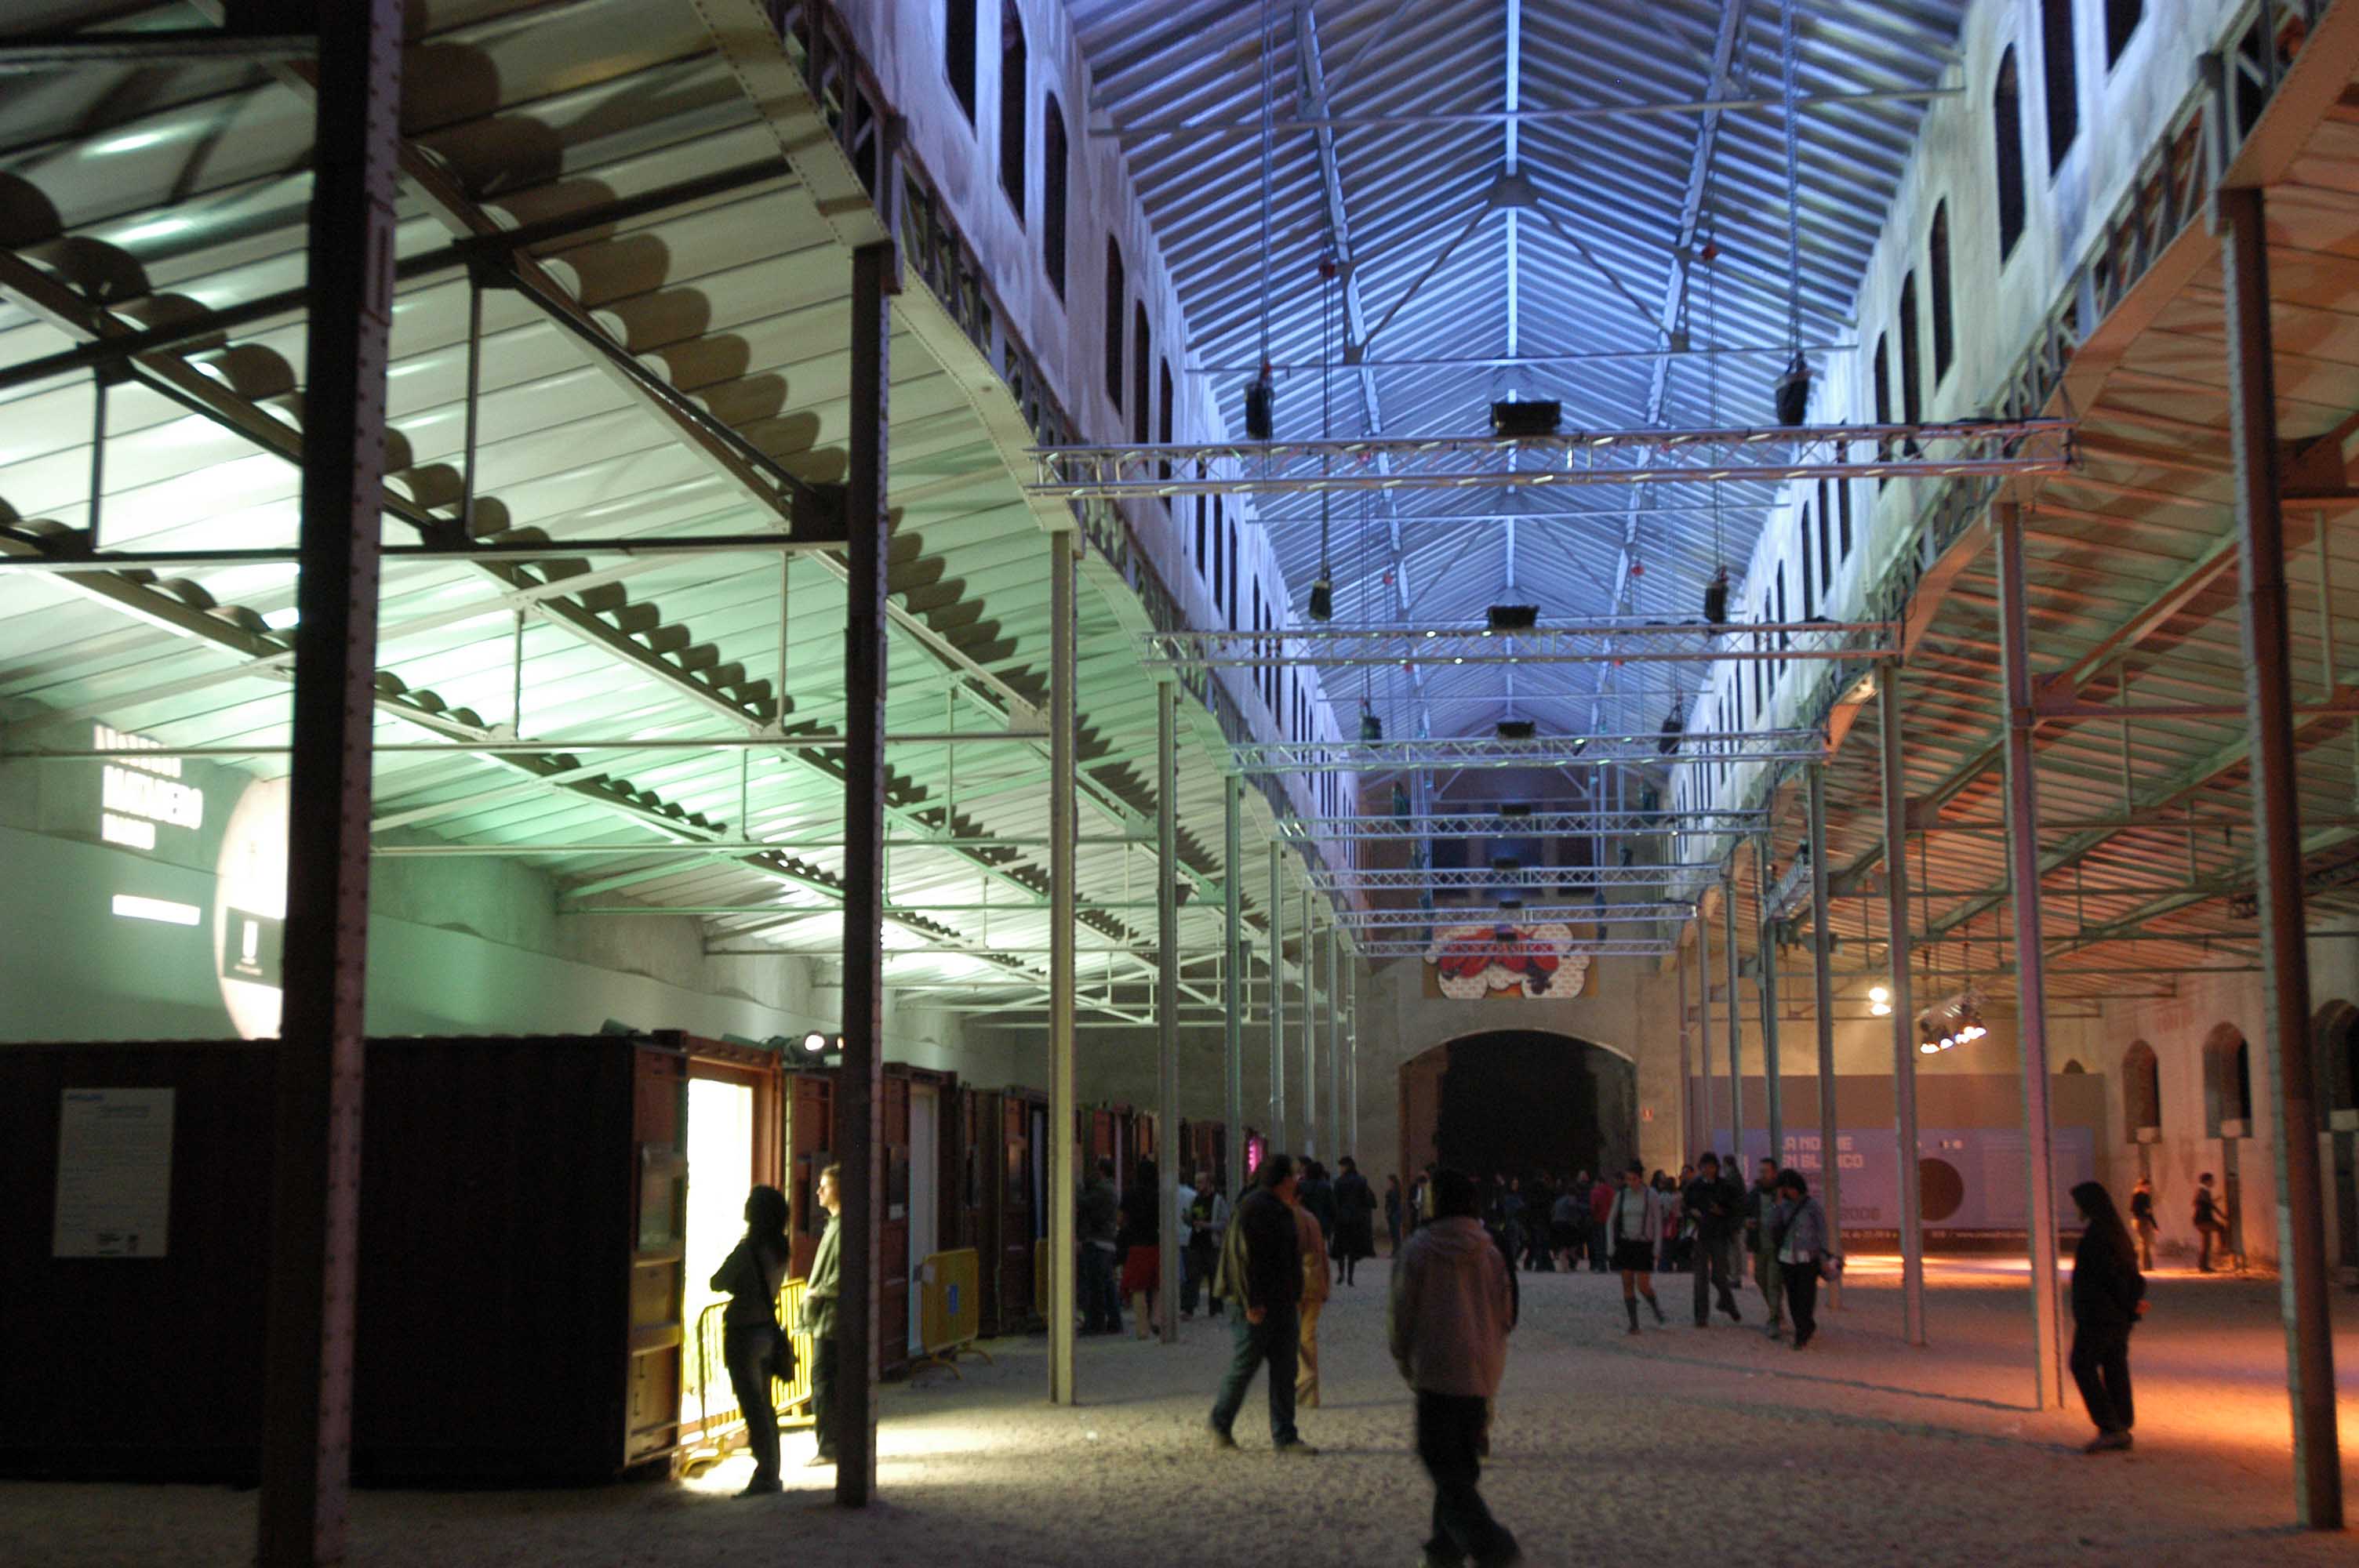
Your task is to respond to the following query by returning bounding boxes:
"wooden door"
[968,1090,1002,1333]
[1001,1094,1036,1327]
[626,1045,689,1468]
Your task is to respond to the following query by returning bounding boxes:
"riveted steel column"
[1327,920,1343,1158]
[1697,890,1715,1153]
[1724,866,1743,1163]
[1270,844,1287,1149]
[1758,837,1785,1165]
[259,6,402,1560]
[1048,531,1079,1405]
[1224,775,1245,1205]
[1156,681,1181,1345]
[1808,766,1841,1304]
[833,235,897,1504]
[1302,891,1318,1158]
[1677,921,1696,1158]
[1995,500,2066,1409]
[2221,182,2343,1530]
[1880,677,1925,1345]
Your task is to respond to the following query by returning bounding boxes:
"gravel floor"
[5,1257,2354,1566]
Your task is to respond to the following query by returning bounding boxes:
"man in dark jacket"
[1332,1156,1377,1286]
[1745,1156,1786,1338]
[1209,1154,1314,1454]
[800,1163,843,1467]
[1078,1158,1122,1334]
[1681,1153,1743,1327]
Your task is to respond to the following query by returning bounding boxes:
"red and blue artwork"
[1426,920,1590,1000]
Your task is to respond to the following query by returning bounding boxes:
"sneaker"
[2082,1431,2133,1454]
[1627,1323,1641,1336]
[1207,1421,1238,1450]
[1275,1440,1320,1457]
[736,1475,782,1497]
[1721,1301,1743,1323]
[805,1452,836,1468]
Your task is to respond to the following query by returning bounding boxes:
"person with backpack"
[711,1185,794,1496]
[1607,1162,1667,1334]
[2069,1179,2146,1453]
[1770,1168,1830,1350]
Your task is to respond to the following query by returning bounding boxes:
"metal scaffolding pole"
[1696,891,1715,1153]
[1224,775,1246,1209]
[1676,926,1695,1160]
[258,9,401,1559]
[1346,960,1359,1154]
[1303,891,1319,1158]
[1270,844,1288,1150]
[1879,677,1926,1345]
[1994,500,2065,1409]
[1808,766,1841,1307]
[1758,836,1785,1163]
[1156,682,1182,1346]
[1048,532,1079,1405]
[1327,921,1343,1159]
[1724,865,1743,1162]
[831,238,896,1505]
[2219,182,2343,1530]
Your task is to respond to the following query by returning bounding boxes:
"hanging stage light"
[1496,719,1536,740]
[1703,566,1730,626]
[1774,351,1812,427]
[1244,374,1274,440]
[1486,604,1539,631]
[1489,398,1562,438]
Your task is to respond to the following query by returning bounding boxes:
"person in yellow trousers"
[1291,1174,1333,1407]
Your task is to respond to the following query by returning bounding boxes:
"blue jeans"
[1080,1243,1122,1334]
[1209,1301,1299,1446]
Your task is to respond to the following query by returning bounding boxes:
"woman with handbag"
[1770,1169,1829,1350]
[711,1185,794,1496]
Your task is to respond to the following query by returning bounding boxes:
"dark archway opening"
[1405,1030,1636,1186]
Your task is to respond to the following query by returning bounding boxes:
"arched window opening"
[1103,238,1125,410]
[946,0,978,125]
[1837,476,1854,557]
[1132,303,1152,445]
[1194,495,1207,575]
[998,2,1026,220]
[2106,0,2143,65]
[1871,332,1892,489]
[1897,272,1923,438]
[2061,1059,2088,1074]
[1816,478,1834,593]
[1929,201,1955,386]
[1041,95,1068,299]
[2041,0,2078,173]
[1158,357,1175,508]
[2203,1025,2254,1136]
[2122,1040,2161,1142]
[1799,506,1815,619]
[1994,46,2026,262]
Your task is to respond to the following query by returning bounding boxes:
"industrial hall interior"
[5,0,2359,1565]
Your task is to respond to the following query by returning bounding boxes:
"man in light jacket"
[800,1163,843,1467]
[1389,1167,1521,1568]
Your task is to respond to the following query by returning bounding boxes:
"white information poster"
[53,1087,176,1258]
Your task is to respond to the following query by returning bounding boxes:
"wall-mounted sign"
[95,723,202,852]
[53,1087,175,1258]
[1424,921,1593,1000]
[213,776,288,1040]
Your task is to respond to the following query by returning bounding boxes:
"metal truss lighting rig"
[1275,807,1770,840]
[1029,418,2073,501]
[1331,902,1696,931]
[1307,862,1721,892]
[1231,729,1823,774]
[1144,617,1899,669]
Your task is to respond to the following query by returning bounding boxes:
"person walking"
[2192,1173,2223,1272]
[1209,1153,1314,1455]
[1607,1162,1667,1334]
[1588,1167,1616,1272]
[1301,1160,1339,1245]
[800,1162,843,1467]
[711,1185,793,1496]
[2069,1179,2146,1454]
[1682,1154,1744,1327]
[1078,1158,1122,1335]
[1386,1173,1406,1256]
[1389,1168,1521,1568]
[1118,1157,1164,1339]
[1550,1180,1585,1271]
[2128,1175,2157,1271]
[1770,1168,1828,1350]
[1332,1155,1378,1286]
[1745,1156,1786,1341]
[1292,1171,1334,1408]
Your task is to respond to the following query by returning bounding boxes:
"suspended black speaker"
[1703,568,1729,626]
[1244,377,1274,440]
[1774,352,1812,427]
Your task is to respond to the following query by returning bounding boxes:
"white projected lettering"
[93,724,202,848]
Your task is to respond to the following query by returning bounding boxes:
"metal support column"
[1676,926,1694,1160]
[1758,836,1785,1164]
[1879,677,1926,1345]
[1223,775,1246,1207]
[2219,182,2344,1529]
[1302,891,1318,1158]
[1994,500,2066,1408]
[1327,921,1343,1157]
[832,238,896,1504]
[1156,681,1181,1345]
[1697,892,1715,1153]
[1724,866,1743,1162]
[1048,532,1080,1404]
[258,7,402,1560]
[1270,844,1287,1150]
[1808,766,1841,1306]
